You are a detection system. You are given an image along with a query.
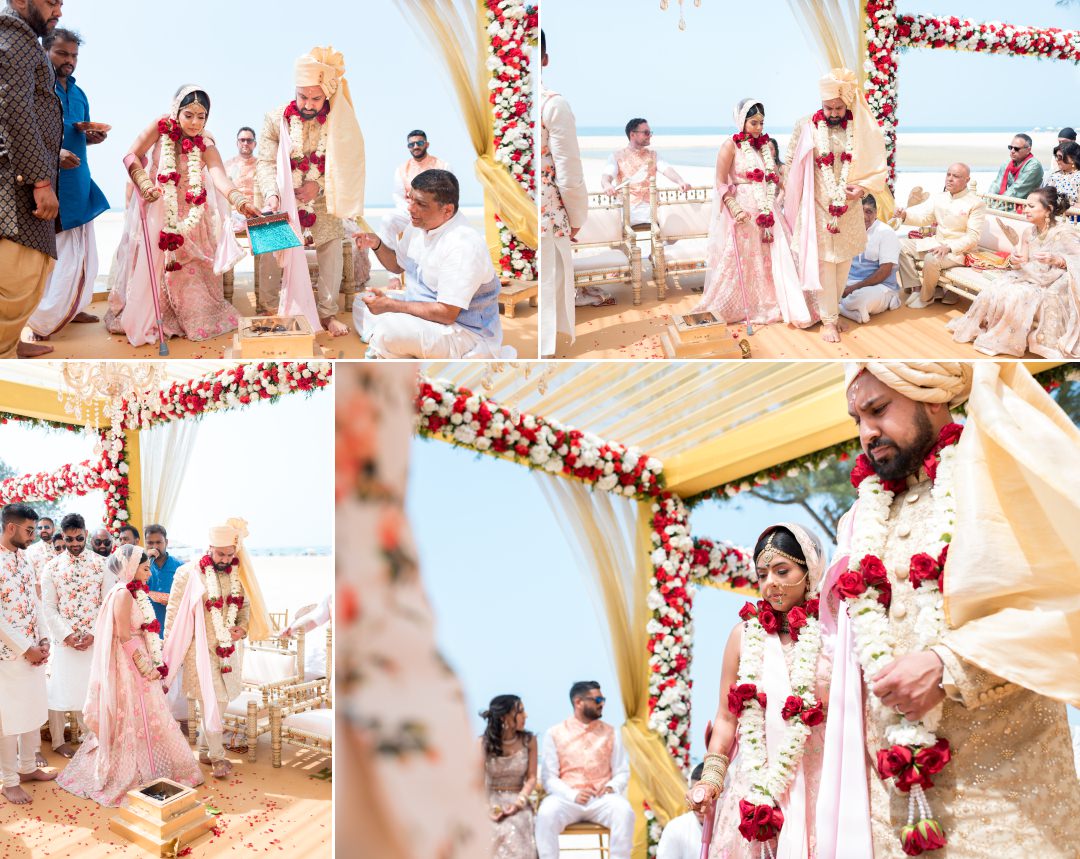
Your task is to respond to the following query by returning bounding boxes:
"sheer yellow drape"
[535,475,689,854]
[393,0,538,252]
[786,0,896,218]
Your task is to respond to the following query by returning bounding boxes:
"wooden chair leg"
[247,699,258,763]
[187,698,198,744]
[654,247,667,301]
[222,268,235,304]
[631,245,643,306]
[341,239,356,313]
[270,703,283,768]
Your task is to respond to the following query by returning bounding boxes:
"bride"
[694,100,815,329]
[57,545,203,806]
[689,524,830,858]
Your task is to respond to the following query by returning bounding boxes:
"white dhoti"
[46,642,93,749]
[368,312,508,359]
[535,793,636,859]
[839,284,901,324]
[540,234,574,357]
[27,221,97,338]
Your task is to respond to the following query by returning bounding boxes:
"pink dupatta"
[161,567,223,733]
[273,117,323,330]
[814,507,874,859]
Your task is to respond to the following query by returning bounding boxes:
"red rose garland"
[199,554,243,671]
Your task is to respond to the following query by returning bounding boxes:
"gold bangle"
[228,190,247,213]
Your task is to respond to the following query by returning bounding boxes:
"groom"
[785,69,887,343]
[163,519,268,779]
[256,45,366,337]
[819,362,1080,857]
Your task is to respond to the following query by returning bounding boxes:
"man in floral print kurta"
[0,503,56,804]
[164,522,251,779]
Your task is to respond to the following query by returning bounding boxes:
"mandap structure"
[414,359,1073,857]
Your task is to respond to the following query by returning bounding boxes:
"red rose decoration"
[757,602,779,635]
[800,701,825,727]
[876,744,914,780]
[738,602,758,622]
[836,571,867,601]
[181,138,194,154]
[915,738,951,775]
[860,556,889,588]
[781,695,804,720]
[850,454,875,489]
[936,423,963,450]
[901,818,947,855]
[803,597,820,619]
[727,683,759,716]
[738,800,784,842]
[787,605,808,640]
[908,553,939,589]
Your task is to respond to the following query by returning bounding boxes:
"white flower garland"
[160,135,206,238]
[133,587,166,671]
[204,560,242,665]
[288,111,328,242]
[812,113,854,233]
[736,136,778,242]
[736,611,823,808]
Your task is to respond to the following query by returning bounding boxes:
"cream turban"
[845,362,973,409]
[816,67,888,197]
[208,517,271,641]
[294,45,366,220]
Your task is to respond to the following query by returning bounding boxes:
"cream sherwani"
[0,546,47,787]
[540,86,588,357]
[255,105,344,319]
[836,471,1080,857]
[164,562,250,761]
[898,188,986,305]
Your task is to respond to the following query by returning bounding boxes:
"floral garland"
[284,101,330,244]
[200,554,243,674]
[688,538,756,591]
[732,132,779,243]
[127,579,168,676]
[837,423,963,856]
[156,117,207,273]
[864,2,1080,190]
[416,376,664,499]
[485,0,538,281]
[811,109,854,234]
[729,598,823,850]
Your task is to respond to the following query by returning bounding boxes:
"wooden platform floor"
[557,268,1032,360]
[21,270,537,361]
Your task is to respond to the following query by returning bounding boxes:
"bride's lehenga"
[947,221,1080,358]
[57,587,202,807]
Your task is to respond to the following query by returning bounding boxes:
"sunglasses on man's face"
[407,141,426,148]
[1007,145,1029,152]
[588,696,606,705]
[63,535,86,543]
[238,138,255,144]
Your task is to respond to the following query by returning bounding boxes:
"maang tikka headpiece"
[756,531,804,570]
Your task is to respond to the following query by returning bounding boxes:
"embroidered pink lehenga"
[57,546,202,807]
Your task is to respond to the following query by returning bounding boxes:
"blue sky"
[541,0,1080,133]
[408,415,1079,770]
[0,386,333,551]
[55,1,514,209]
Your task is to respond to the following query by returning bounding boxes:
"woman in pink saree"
[106,85,260,346]
[57,545,203,807]
[688,524,830,859]
[695,100,816,328]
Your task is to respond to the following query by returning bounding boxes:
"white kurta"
[27,221,98,337]
[40,551,113,711]
[0,547,47,737]
[656,811,703,859]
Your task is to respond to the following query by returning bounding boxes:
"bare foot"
[19,768,56,783]
[323,318,349,337]
[54,743,76,759]
[71,311,99,323]
[2,785,32,804]
[35,752,47,768]
[16,341,54,358]
[821,322,842,343]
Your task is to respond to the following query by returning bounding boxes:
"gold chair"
[269,624,333,768]
[560,822,610,857]
[572,188,643,305]
[651,185,711,297]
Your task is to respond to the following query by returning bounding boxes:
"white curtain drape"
[139,420,200,529]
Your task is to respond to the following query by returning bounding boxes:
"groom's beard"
[826,116,845,126]
[298,109,318,121]
[214,562,231,572]
[866,409,936,482]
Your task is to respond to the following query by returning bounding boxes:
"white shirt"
[539,722,630,801]
[848,219,900,290]
[656,811,704,859]
[381,210,497,312]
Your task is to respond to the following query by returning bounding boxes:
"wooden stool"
[498,279,538,318]
[560,821,610,857]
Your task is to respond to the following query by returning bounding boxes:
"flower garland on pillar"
[864,1,1080,191]
[484,0,538,281]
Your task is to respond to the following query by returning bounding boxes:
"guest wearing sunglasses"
[392,129,450,214]
[989,133,1044,210]
[536,681,635,859]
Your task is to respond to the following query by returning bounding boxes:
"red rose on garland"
[901,818,947,855]
[908,553,939,589]
[727,683,764,716]
[800,701,825,727]
[836,571,867,600]
[756,601,779,634]
[738,799,784,842]
[787,605,808,640]
[781,695,804,720]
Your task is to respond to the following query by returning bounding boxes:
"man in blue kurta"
[988,132,1044,211]
[28,27,109,340]
[145,524,183,635]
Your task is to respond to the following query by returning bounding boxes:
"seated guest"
[536,681,634,859]
[989,133,1044,209]
[481,695,538,859]
[224,127,257,230]
[90,527,113,558]
[656,763,704,859]
[1059,127,1077,147]
[839,193,900,324]
[392,130,450,213]
[601,118,691,226]
[1044,141,1080,206]
[117,524,140,547]
[896,162,986,308]
[354,169,505,359]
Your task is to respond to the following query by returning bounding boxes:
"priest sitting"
[355,169,506,359]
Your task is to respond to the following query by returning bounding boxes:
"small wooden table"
[498,279,538,318]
